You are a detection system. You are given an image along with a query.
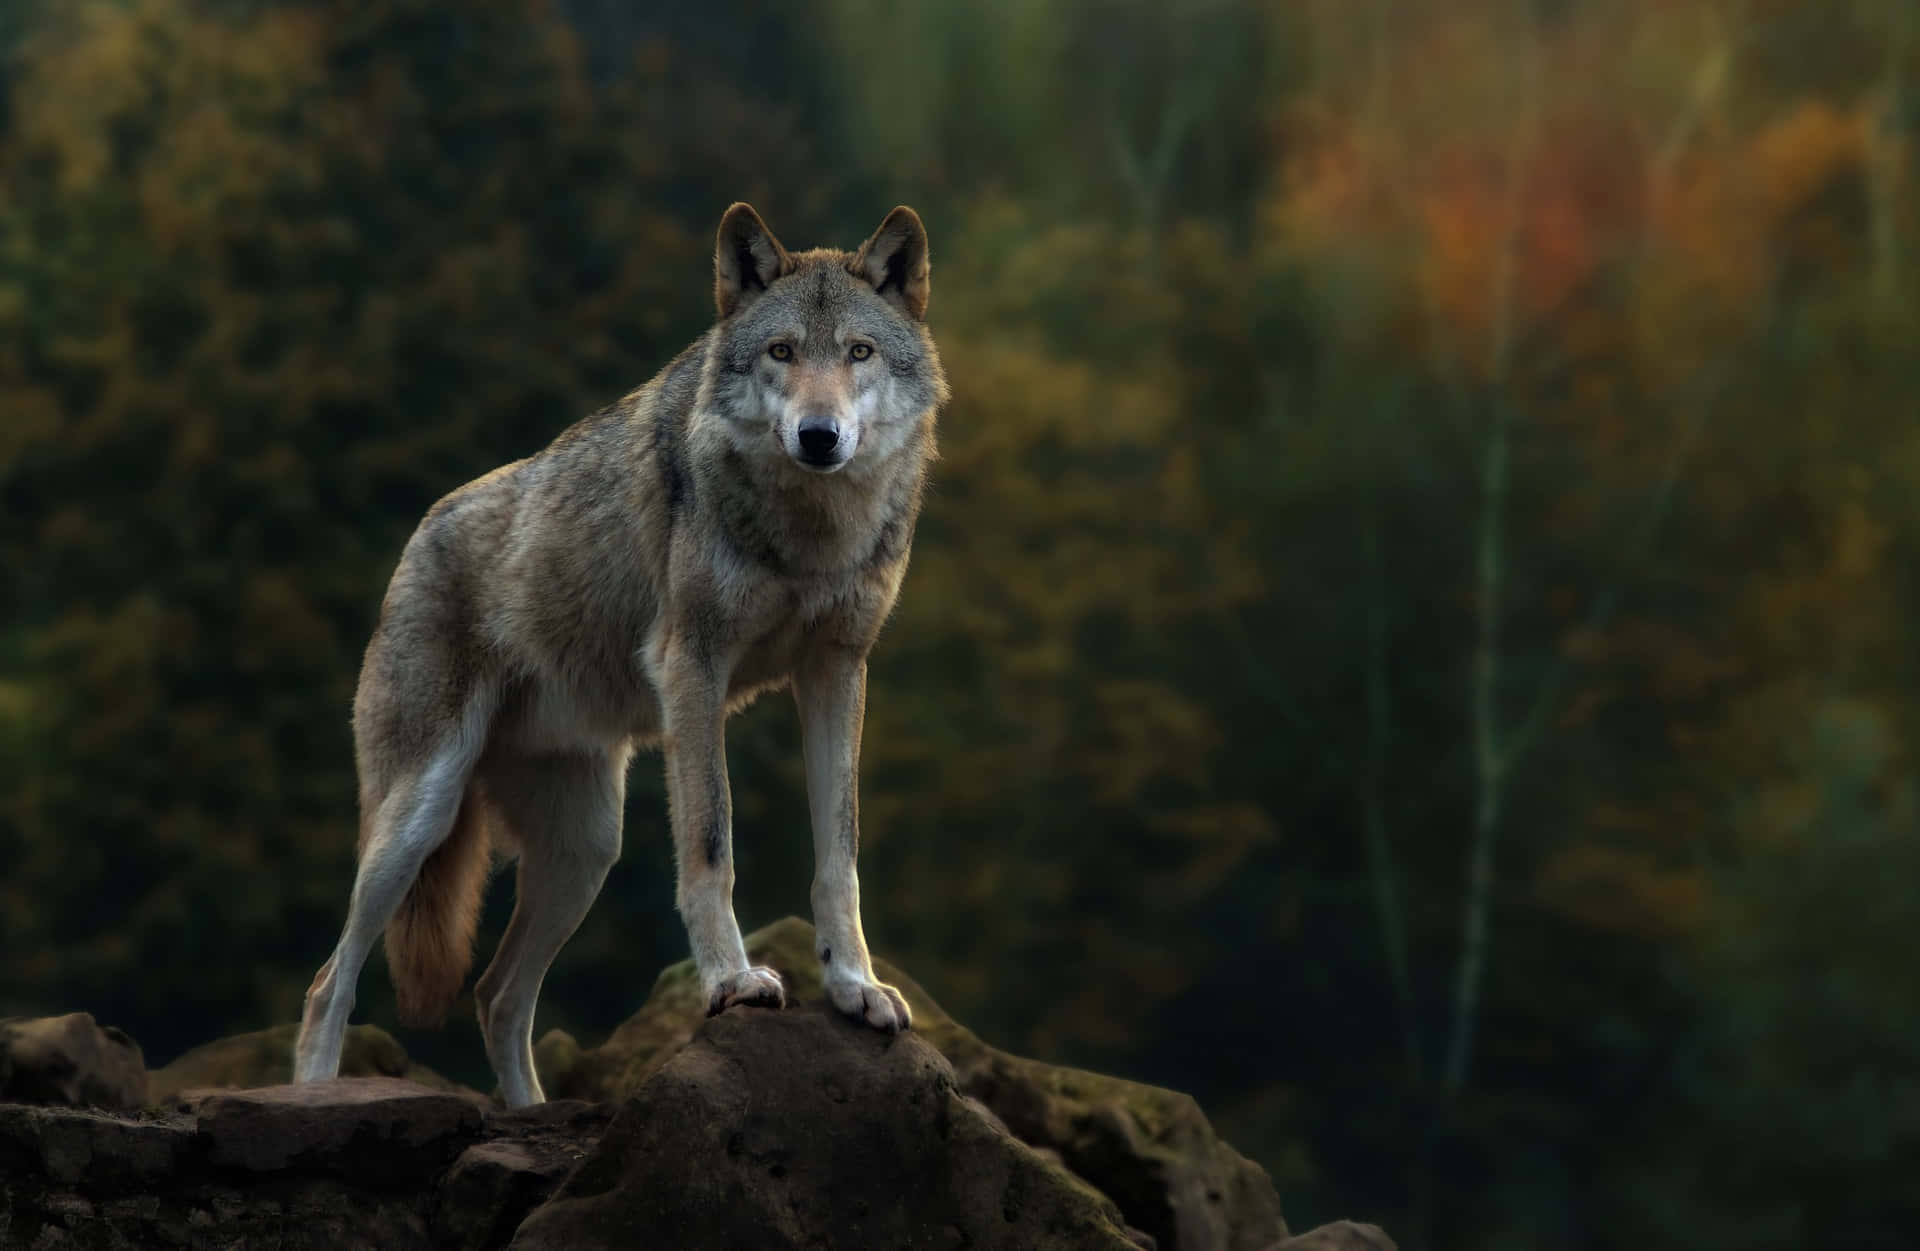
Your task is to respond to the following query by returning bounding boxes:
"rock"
[437,1141,560,1250]
[536,916,1287,1251]
[149,1022,470,1102]
[1270,1220,1398,1250]
[0,1077,607,1249]
[0,1012,148,1111]
[1,930,1385,1248]
[0,1102,191,1187]
[513,1005,1142,1250]
[0,1017,1196,1251]
[0,1081,457,1249]
[435,1100,613,1250]
[183,1076,484,1177]
[960,1047,1282,1251]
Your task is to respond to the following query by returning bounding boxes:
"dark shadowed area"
[1,2,1916,1248]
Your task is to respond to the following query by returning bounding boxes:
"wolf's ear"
[714,203,793,319]
[851,206,931,321]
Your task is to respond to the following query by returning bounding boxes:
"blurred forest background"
[2,0,1916,1246]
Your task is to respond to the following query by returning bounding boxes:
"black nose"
[797,415,840,460]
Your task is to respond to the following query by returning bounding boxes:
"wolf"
[291,204,948,1108]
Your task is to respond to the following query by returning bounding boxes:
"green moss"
[147,1023,466,1101]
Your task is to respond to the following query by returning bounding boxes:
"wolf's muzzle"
[797,415,843,467]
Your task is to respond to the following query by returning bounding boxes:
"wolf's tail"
[384,787,491,1028]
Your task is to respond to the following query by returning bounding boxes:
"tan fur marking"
[387,786,492,1027]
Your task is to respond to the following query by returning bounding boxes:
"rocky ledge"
[1,919,1393,1251]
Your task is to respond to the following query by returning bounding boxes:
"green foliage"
[1613,702,1920,1248]
[0,0,704,1049]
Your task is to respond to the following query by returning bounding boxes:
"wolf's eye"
[848,343,873,362]
[769,343,793,362]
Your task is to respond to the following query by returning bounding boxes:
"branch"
[1647,11,1733,190]
[1105,79,1201,235]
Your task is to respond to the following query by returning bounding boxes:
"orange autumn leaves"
[1274,6,1893,375]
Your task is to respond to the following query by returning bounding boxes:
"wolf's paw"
[826,973,912,1033]
[706,966,787,1016]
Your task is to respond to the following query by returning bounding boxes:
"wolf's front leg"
[661,637,785,1016]
[794,649,911,1032]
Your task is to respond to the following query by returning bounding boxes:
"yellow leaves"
[1029,927,1191,1053]
[30,594,191,756]
[1534,843,1706,938]
[1641,98,1872,353]
[909,330,1215,648]
[1732,697,1906,859]
[861,211,1266,900]
[1747,100,1868,226]
[1149,803,1279,904]
[1738,491,1897,664]
[1639,160,1764,332]
[1082,678,1221,804]
[1830,494,1892,581]
[940,216,1177,353]
[1745,774,1823,850]
[235,574,338,675]
[4,0,330,281]
[945,330,1164,452]
[0,681,33,739]
[39,504,117,559]
[1272,112,1376,248]
[0,382,64,468]
[12,0,154,191]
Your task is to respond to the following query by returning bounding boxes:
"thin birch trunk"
[1440,5,1537,1093]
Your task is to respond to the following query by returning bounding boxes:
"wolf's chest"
[725,574,859,691]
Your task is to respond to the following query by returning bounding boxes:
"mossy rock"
[534,917,1286,1251]
[0,1012,148,1111]
[149,1023,470,1104]
[534,916,966,1102]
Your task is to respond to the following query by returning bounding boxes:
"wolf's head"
[705,204,949,476]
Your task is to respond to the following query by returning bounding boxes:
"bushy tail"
[384,787,491,1028]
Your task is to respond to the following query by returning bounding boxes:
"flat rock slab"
[0,1095,445,1250]
[0,1081,593,1251]
[0,1102,192,1187]
[186,1077,485,1179]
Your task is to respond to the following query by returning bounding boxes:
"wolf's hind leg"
[293,696,492,1083]
[471,748,625,1108]
[794,652,910,1032]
